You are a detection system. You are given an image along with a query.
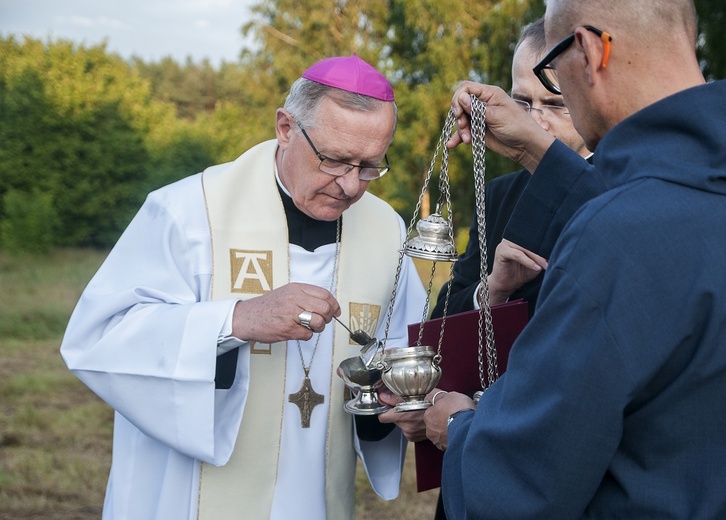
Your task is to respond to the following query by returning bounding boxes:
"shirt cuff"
[217,300,248,356]
[473,281,509,309]
[472,282,482,310]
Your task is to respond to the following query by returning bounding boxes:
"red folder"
[407,299,529,492]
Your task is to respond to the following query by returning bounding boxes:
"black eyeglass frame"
[295,121,390,181]
[533,25,612,95]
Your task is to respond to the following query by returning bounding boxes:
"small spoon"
[333,316,373,346]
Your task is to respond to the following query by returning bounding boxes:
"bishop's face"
[275,97,395,222]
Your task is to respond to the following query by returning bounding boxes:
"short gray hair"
[283,78,398,139]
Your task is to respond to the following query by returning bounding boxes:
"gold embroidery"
[348,303,380,345]
[250,341,272,354]
[230,250,273,294]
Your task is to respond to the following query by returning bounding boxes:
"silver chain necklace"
[288,217,341,428]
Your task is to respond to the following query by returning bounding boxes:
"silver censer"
[375,109,460,413]
[338,97,497,414]
[337,339,390,415]
[335,318,391,415]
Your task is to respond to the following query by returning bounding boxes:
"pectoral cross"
[288,369,324,428]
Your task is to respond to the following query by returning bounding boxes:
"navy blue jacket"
[431,169,538,319]
[443,80,726,519]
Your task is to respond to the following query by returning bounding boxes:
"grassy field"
[0,249,445,519]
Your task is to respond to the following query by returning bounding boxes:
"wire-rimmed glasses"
[513,99,570,117]
[296,121,390,181]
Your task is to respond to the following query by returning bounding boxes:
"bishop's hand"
[231,282,341,343]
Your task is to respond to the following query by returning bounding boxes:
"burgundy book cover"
[407,299,529,492]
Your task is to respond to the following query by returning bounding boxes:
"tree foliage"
[0,37,215,249]
[0,0,722,253]
[0,38,152,247]
[695,0,726,81]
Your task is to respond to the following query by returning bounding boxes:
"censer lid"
[403,213,457,262]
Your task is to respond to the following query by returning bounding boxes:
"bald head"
[542,0,703,149]
[546,0,697,48]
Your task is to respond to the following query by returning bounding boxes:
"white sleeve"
[472,281,482,309]
[354,424,408,500]
[60,182,248,465]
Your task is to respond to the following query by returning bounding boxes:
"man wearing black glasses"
[424,0,726,518]
[61,55,427,519]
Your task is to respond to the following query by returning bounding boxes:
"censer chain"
[381,109,458,359]
[470,95,499,395]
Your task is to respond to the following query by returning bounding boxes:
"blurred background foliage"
[0,0,722,253]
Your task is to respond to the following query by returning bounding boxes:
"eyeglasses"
[533,25,612,95]
[513,99,570,117]
[295,121,390,181]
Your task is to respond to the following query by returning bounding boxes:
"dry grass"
[355,454,440,520]
[0,251,444,519]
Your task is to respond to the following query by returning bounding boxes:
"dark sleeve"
[431,213,482,319]
[215,347,238,389]
[354,414,396,441]
[441,262,628,519]
[504,140,606,259]
[431,170,531,319]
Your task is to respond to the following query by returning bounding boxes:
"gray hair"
[283,78,398,140]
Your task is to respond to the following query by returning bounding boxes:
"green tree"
[134,56,219,120]
[241,0,390,88]
[0,37,157,248]
[378,0,545,229]
[696,0,726,80]
[0,188,58,253]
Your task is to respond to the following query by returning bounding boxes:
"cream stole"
[198,140,402,519]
